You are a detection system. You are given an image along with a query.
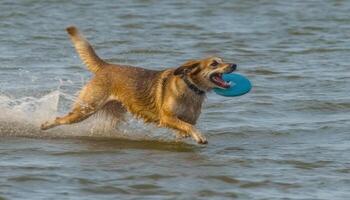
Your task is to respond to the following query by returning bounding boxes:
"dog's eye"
[211,60,219,67]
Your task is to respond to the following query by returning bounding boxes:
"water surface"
[0,0,350,199]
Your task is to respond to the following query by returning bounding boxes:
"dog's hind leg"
[40,80,110,130]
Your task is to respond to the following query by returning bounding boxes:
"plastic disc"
[213,73,252,97]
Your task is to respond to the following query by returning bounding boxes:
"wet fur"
[41,26,235,144]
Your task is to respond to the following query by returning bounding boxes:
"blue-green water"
[0,0,349,199]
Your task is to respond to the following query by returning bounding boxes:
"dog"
[40,26,237,144]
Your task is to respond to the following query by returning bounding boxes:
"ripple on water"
[125,185,180,196]
[8,176,51,182]
[119,49,178,55]
[284,48,350,54]
[204,175,301,190]
[207,175,241,184]
[129,184,161,190]
[197,190,238,198]
[81,186,130,195]
[157,23,203,31]
[120,174,175,181]
[3,165,61,171]
[239,180,301,189]
[72,177,97,185]
[335,168,350,174]
[245,68,280,75]
[277,160,332,170]
[293,100,350,112]
[120,23,144,29]
[118,13,145,19]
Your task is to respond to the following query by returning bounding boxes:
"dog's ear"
[174,60,200,76]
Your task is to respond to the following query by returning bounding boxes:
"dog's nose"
[231,63,237,71]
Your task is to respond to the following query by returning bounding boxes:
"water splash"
[0,90,59,126]
[0,90,173,141]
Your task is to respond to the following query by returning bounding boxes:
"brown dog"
[40,26,237,144]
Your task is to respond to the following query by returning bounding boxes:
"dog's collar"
[182,76,205,95]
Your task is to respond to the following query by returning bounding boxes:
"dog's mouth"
[210,73,230,89]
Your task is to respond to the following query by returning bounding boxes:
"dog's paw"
[192,132,208,144]
[197,136,208,144]
[40,122,49,130]
[40,121,54,131]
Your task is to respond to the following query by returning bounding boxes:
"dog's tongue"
[213,74,230,88]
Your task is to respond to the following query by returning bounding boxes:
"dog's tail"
[66,26,107,74]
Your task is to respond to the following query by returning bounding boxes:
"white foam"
[0,91,59,125]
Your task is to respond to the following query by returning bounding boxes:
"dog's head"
[174,56,237,90]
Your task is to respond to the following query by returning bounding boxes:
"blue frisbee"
[213,73,252,97]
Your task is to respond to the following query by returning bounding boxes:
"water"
[0,0,350,199]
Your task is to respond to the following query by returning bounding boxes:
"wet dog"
[41,26,237,144]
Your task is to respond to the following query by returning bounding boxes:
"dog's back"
[99,65,165,123]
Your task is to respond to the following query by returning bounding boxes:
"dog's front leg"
[159,114,207,144]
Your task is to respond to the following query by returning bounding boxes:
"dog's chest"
[174,96,203,124]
